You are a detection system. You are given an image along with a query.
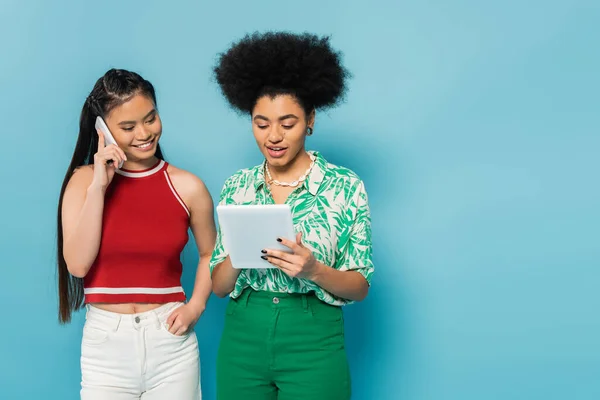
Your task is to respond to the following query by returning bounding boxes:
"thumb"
[296,232,304,247]
[166,310,178,327]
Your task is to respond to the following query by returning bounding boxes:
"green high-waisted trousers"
[216,289,351,400]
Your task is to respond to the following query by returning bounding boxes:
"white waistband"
[85,302,184,330]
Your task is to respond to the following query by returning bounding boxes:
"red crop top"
[83,160,190,304]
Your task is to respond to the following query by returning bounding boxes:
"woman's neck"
[267,150,312,183]
[121,156,160,171]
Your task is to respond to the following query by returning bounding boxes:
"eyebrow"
[118,109,156,126]
[253,114,299,122]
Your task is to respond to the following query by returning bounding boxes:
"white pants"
[80,302,201,399]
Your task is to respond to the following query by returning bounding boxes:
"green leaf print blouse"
[209,151,374,306]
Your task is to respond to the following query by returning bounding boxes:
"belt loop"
[85,304,90,320]
[114,315,122,332]
[243,289,252,307]
[302,295,308,313]
[153,307,162,329]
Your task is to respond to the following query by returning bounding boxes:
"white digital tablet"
[216,204,296,269]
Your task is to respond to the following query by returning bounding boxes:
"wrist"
[187,298,206,317]
[309,261,327,282]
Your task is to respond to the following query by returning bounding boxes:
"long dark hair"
[57,69,164,323]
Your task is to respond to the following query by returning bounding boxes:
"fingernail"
[277,238,282,242]
[261,249,267,254]
[261,256,267,260]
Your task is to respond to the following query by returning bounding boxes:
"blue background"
[0,0,598,399]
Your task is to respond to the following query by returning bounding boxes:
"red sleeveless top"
[84,160,190,304]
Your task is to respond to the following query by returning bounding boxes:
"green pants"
[216,289,351,400]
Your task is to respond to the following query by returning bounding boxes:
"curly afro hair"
[214,31,350,115]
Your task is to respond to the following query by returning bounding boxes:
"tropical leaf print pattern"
[209,151,374,306]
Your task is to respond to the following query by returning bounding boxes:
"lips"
[132,138,155,152]
[266,146,287,158]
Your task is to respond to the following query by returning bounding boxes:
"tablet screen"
[216,204,296,269]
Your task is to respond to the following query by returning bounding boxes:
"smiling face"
[103,93,162,165]
[252,94,314,169]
